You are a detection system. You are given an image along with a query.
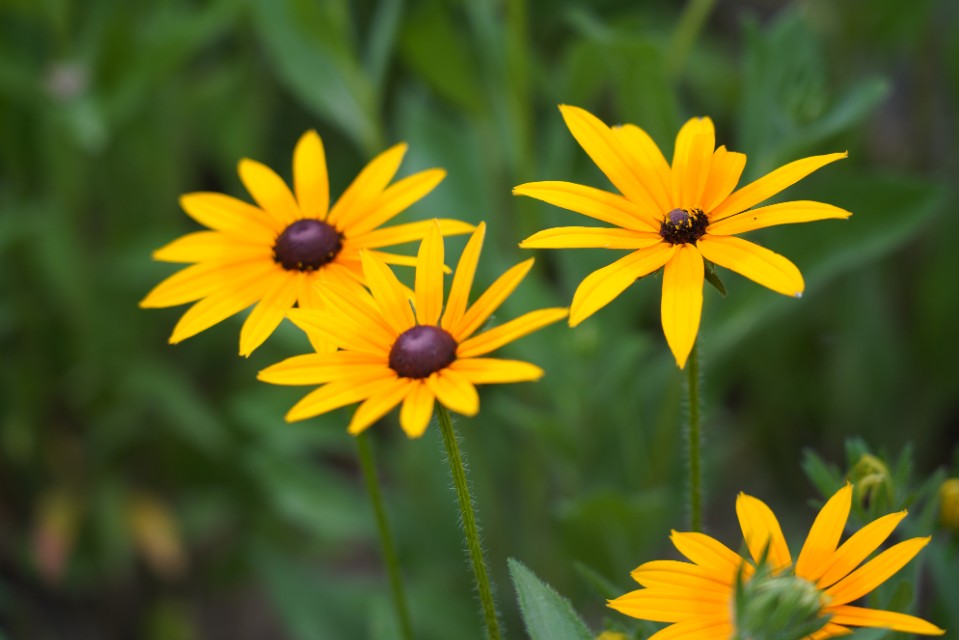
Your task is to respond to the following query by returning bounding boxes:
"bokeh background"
[2,0,958,638]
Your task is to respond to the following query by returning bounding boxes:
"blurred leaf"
[364,0,404,91]
[509,558,593,640]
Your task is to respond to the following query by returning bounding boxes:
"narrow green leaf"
[508,558,592,640]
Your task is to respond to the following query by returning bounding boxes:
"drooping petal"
[827,605,945,635]
[349,218,475,249]
[558,105,664,219]
[343,169,447,236]
[710,152,848,219]
[513,181,658,231]
[825,537,930,607]
[257,352,387,385]
[179,192,280,239]
[448,358,544,384]
[293,130,329,219]
[239,272,301,356]
[152,231,271,263]
[238,158,301,227]
[285,370,397,422]
[569,243,675,327]
[817,510,907,589]
[427,369,479,416]
[398,382,435,438]
[140,259,275,308]
[327,143,407,227]
[701,146,746,214]
[414,221,444,326]
[453,258,535,342]
[669,531,744,576]
[795,484,853,582]
[611,123,672,212]
[660,245,704,369]
[707,200,852,235]
[442,223,486,332]
[347,377,414,435]
[736,493,792,571]
[360,250,416,334]
[168,272,275,344]
[457,307,568,358]
[698,235,804,298]
[671,117,715,208]
[520,227,662,250]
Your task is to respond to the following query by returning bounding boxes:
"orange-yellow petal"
[293,130,329,219]
[257,352,386,385]
[327,143,407,228]
[701,146,746,214]
[513,181,658,232]
[608,588,727,623]
[168,272,275,345]
[285,370,397,422]
[453,258,534,342]
[140,259,274,308]
[671,117,715,208]
[448,358,544,384]
[707,200,852,235]
[427,369,479,416]
[360,250,416,334]
[795,484,853,582]
[669,531,743,576]
[347,377,414,435]
[457,307,567,358]
[630,560,732,594]
[816,510,908,589]
[238,158,301,227]
[344,169,447,237]
[520,227,663,250]
[239,272,301,356]
[398,382,436,438]
[414,221,445,326]
[349,218,474,249]
[151,231,270,264]
[736,493,792,571]
[179,192,279,239]
[569,243,675,327]
[827,605,945,635]
[698,235,804,298]
[611,123,672,213]
[660,245,704,369]
[825,537,930,606]
[442,223,486,332]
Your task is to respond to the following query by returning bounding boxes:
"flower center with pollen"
[273,219,343,271]
[389,325,458,379]
[659,208,708,245]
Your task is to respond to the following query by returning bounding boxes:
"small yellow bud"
[940,478,959,533]
[595,632,628,640]
[848,453,893,509]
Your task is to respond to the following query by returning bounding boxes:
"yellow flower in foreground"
[258,222,567,437]
[141,130,473,355]
[515,105,850,367]
[609,484,944,639]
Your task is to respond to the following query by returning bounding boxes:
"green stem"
[686,343,703,532]
[356,433,414,640]
[436,405,502,640]
[667,0,718,80]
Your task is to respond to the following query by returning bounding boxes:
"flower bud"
[734,568,828,640]
[848,453,893,510]
[940,478,959,533]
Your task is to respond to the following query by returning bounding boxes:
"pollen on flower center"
[389,325,458,379]
[659,208,708,245]
[273,219,343,271]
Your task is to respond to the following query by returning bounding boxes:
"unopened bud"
[848,453,893,510]
[735,569,828,640]
[940,478,959,533]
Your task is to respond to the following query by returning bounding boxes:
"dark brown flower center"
[389,325,458,379]
[273,219,343,271]
[659,208,708,245]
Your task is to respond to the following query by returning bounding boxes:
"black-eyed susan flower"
[515,105,850,368]
[141,130,473,355]
[609,484,944,639]
[258,221,567,438]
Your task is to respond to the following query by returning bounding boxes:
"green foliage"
[508,558,593,640]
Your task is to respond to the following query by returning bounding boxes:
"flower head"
[258,221,567,437]
[141,130,473,355]
[609,484,944,639]
[515,105,850,367]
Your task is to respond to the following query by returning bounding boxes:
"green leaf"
[508,558,592,640]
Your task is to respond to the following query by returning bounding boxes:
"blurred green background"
[2,0,958,638]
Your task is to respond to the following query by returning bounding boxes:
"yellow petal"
[327,143,407,228]
[427,369,479,416]
[795,484,853,582]
[239,272,301,356]
[671,117,715,208]
[349,218,475,249]
[140,259,274,308]
[701,146,746,214]
[287,305,392,355]
[660,246,704,369]
[285,370,397,422]
[179,192,279,239]
[360,250,416,334]
[347,377,413,435]
[448,358,545,384]
[513,181,657,232]
[710,152,848,219]
[344,169,447,236]
[313,280,397,343]
[414,221,445,326]
[398,382,435,438]
[453,258,534,341]
[646,618,733,640]
[736,493,792,571]
[441,223,486,332]
[827,605,945,635]
[569,243,675,327]
[168,273,274,344]
[610,123,672,213]
[608,588,726,622]
[697,235,804,297]
[152,231,271,263]
[817,510,907,589]
[708,200,852,235]
[457,307,567,358]
[807,623,854,640]
[630,560,732,594]
[258,352,386,385]
[296,274,324,309]
[293,130,329,219]
[669,531,743,575]
[825,537,930,606]
[558,105,664,220]
[238,158,301,227]
[520,227,663,250]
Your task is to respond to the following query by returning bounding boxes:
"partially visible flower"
[258,221,567,437]
[141,130,473,355]
[515,105,850,367]
[940,478,959,533]
[609,484,944,639]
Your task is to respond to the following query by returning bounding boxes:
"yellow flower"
[940,478,959,532]
[515,105,850,368]
[141,130,473,355]
[609,484,944,639]
[258,221,567,438]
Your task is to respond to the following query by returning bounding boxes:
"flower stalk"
[686,342,703,532]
